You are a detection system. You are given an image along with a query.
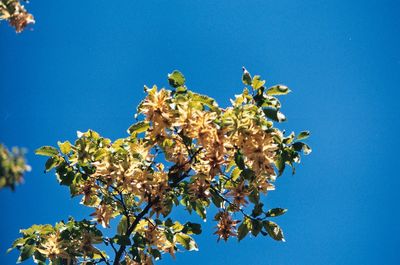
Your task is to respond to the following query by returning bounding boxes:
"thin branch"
[98,251,111,265]
[97,179,131,229]
[209,185,257,221]
[112,199,156,265]
[112,141,203,264]
[104,237,118,256]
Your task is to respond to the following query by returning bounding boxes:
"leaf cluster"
[0,143,30,190]
[9,218,105,265]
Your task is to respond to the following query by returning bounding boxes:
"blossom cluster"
[10,69,310,264]
[0,0,34,33]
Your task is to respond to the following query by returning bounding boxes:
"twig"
[209,185,257,221]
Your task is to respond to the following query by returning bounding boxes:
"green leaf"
[231,167,242,181]
[182,222,202,235]
[251,203,264,217]
[275,156,285,176]
[32,251,46,265]
[266,85,291,96]
[260,96,281,109]
[127,121,150,135]
[58,171,75,186]
[240,168,255,181]
[190,92,218,111]
[242,67,252,85]
[45,157,59,172]
[175,233,198,251]
[292,142,312,155]
[283,132,295,144]
[263,221,285,242]
[172,221,184,232]
[175,86,187,93]
[237,218,250,241]
[35,146,59,157]
[7,238,26,253]
[117,216,128,235]
[93,149,108,161]
[265,208,287,217]
[57,141,71,154]
[210,188,224,208]
[194,202,206,221]
[17,244,35,263]
[297,131,310,141]
[234,151,245,170]
[252,75,265,90]
[149,248,162,261]
[168,70,186,88]
[248,189,260,204]
[251,219,263,237]
[113,235,131,246]
[263,108,286,122]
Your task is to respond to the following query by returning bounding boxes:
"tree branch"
[112,199,156,265]
[98,251,111,265]
[112,145,203,264]
[209,185,257,221]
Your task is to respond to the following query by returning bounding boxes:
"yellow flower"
[4,1,35,33]
[214,212,239,242]
[140,88,174,138]
[188,175,210,201]
[37,233,71,262]
[90,204,114,228]
[226,182,251,207]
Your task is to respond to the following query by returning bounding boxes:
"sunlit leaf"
[252,75,265,90]
[176,233,198,251]
[265,208,287,217]
[297,131,310,141]
[35,146,59,157]
[242,67,252,85]
[57,141,71,155]
[17,245,35,263]
[266,85,291,96]
[168,70,186,88]
[127,121,150,135]
[263,108,286,122]
[292,142,312,155]
[237,218,251,241]
[263,221,285,242]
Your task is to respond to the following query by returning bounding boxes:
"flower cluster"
[11,69,311,264]
[0,0,34,33]
[9,219,104,265]
[214,212,240,242]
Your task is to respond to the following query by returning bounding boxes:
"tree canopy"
[0,143,30,190]
[9,69,311,265]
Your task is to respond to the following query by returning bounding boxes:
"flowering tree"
[0,0,34,33]
[0,143,30,190]
[9,69,311,265]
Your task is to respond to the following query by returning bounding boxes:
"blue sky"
[1,0,399,264]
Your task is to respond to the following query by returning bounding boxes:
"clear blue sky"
[1,0,399,264]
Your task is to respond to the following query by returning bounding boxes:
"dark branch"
[112,199,156,265]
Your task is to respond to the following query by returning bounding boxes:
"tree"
[9,69,311,265]
[0,143,30,190]
[0,0,34,33]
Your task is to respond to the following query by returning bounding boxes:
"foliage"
[0,143,30,190]
[0,0,34,33]
[8,218,105,265]
[10,69,311,264]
